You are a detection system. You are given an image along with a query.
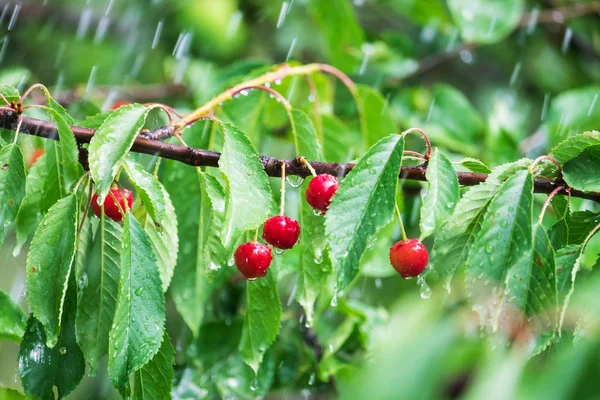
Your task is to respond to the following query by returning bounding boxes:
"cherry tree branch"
[1,109,598,203]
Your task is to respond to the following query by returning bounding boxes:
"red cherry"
[305,174,339,212]
[91,187,133,222]
[262,216,300,250]
[234,241,272,279]
[110,100,131,110]
[29,148,44,167]
[389,239,429,279]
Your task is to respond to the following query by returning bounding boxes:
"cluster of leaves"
[1,0,600,398]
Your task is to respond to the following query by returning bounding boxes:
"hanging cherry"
[234,241,273,279]
[91,186,133,223]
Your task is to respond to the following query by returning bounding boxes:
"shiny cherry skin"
[305,174,339,212]
[262,216,300,250]
[110,99,131,110]
[91,187,134,223]
[389,239,429,279]
[234,241,273,279]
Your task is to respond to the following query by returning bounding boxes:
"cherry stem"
[538,185,565,223]
[12,116,22,145]
[528,155,562,177]
[231,85,292,111]
[403,150,427,161]
[19,83,49,104]
[254,229,259,242]
[72,171,90,195]
[401,128,432,160]
[77,181,93,235]
[145,103,176,124]
[280,161,286,216]
[395,203,408,242]
[298,156,318,177]
[108,187,127,216]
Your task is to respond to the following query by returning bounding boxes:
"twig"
[0,109,598,203]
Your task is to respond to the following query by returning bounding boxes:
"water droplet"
[418,276,431,299]
[135,287,144,296]
[248,277,257,281]
[500,220,508,228]
[375,278,382,289]
[250,377,258,391]
[485,244,493,254]
[313,209,324,216]
[309,373,316,385]
[274,248,285,255]
[330,292,338,307]
[286,175,305,188]
[228,256,235,267]
[59,347,67,355]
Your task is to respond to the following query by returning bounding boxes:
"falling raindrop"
[561,28,573,54]
[509,61,521,86]
[286,37,297,61]
[587,94,598,117]
[276,1,289,29]
[541,93,550,121]
[7,3,20,31]
[225,11,242,38]
[152,20,164,49]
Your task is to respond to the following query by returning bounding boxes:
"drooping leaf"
[420,149,459,240]
[18,278,85,400]
[240,270,281,374]
[306,0,364,72]
[503,224,558,347]
[290,109,323,160]
[26,194,77,348]
[549,211,600,250]
[132,332,174,400]
[0,290,26,341]
[144,184,178,292]
[325,134,404,291]
[43,107,82,190]
[555,245,582,309]
[357,85,396,149]
[562,145,600,192]
[297,189,332,325]
[465,171,533,330]
[459,157,491,174]
[218,124,272,252]
[41,141,66,213]
[550,131,600,164]
[125,160,166,223]
[75,215,122,375]
[14,152,47,255]
[0,144,26,247]
[447,0,524,44]
[89,104,151,201]
[430,160,532,287]
[108,213,165,394]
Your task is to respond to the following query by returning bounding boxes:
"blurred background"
[1,0,600,399]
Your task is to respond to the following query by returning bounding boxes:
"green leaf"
[0,144,26,247]
[541,86,600,147]
[549,211,600,250]
[79,112,111,129]
[325,134,404,291]
[41,141,66,213]
[108,213,165,394]
[89,104,151,202]
[503,224,558,343]
[290,109,323,160]
[26,194,77,348]
[459,157,491,174]
[133,332,174,400]
[420,149,459,240]
[447,0,524,44]
[550,131,600,164]
[357,85,396,149]
[430,160,532,287]
[14,152,46,255]
[465,171,533,330]
[144,184,178,292]
[19,278,85,400]
[218,124,272,252]
[306,0,364,72]
[240,270,281,374]
[555,245,582,309]
[0,85,19,103]
[0,387,25,400]
[0,290,26,341]
[125,160,166,223]
[75,215,122,375]
[297,189,332,326]
[562,145,600,192]
[322,115,354,163]
[43,107,82,191]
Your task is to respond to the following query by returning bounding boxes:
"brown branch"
[2,109,599,203]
